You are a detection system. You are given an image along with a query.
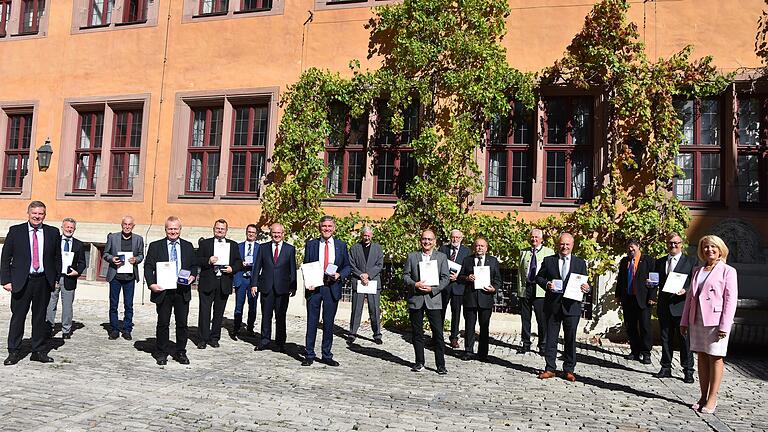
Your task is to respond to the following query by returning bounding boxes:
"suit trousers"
[46,283,75,334]
[519,289,546,350]
[409,305,445,368]
[305,285,339,360]
[8,276,50,353]
[464,307,492,358]
[260,289,290,347]
[109,279,135,333]
[198,288,230,343]
[155,291,189,356]
[544,310,580,373]
[234,280,257,332]
[441,289,463,341]
[349,290,382,339]
[659,312,694,372]
[622,297,652,356]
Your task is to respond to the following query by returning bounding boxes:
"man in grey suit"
[517,228,554,355]
[103,216,145,340]
[347,226,385,345]
[403,229,450,374]
[438,229,471,348]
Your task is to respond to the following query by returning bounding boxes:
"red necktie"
[32,227,40,271]
[273,243,279,264]
[323,240,329,271]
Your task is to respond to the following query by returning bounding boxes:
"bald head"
[557,233,574,256]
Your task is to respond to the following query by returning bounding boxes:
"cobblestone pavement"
[0,296,765,432]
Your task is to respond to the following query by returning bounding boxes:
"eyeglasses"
[420,237,435,241]
[667,241,682,246]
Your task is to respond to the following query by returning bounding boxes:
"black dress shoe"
[654,368,672,378]
[410,363,424,372]
[122,332,132,341]
[683,372,695,383]
[516,346,530,354]
[4,352,22,366]
[156,357,168,366]
[346,336,356,346]
[319,358,340,367]
[374,338,383,345]
[209,341,220,348]
[276,344,286,353]
[62,333,72,340]
[625,353,639,361]
[461,352,475,361]
[477,355,488,362]
[301,358,314,366]
[175,353,190,365]
[30,352,53,363]
[641,354,652,365]
[108,331,120,340]
[196,341,207,349]
[437,366,448,375]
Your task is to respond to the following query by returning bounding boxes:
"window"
[736,96,767,205]
[3,113,32,191]
[1,0,10,37]
[229,103,267,195]
[72,0,157,33]
[123,0,147,23]
[186,106,223,194]
[109,109,142,193]
[325,102,367,198]
[542,96,593,203]
[20,0,44,34]
[73,111,104,192]
[240,0,271,11]
[88,0,113,27]
[485,102,533,202]
[199,0,228,15]
[373,101,418,198]
[183,0,282,22]
[673,98,723,203]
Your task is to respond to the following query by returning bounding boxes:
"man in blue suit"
[301,215,351,367]
[233,224,259,338]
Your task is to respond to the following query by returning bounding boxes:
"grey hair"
[62,217,77,226]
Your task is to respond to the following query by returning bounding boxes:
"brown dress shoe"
[538,370,556,379]
[564,372,576,382]
[450,339,460,349]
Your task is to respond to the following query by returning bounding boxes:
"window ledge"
[540,201,582,208]
[178,194,216,199]
[0,190,22,196]
[102,192,134,197]
[480,200,531,206]
[12,31,40,37]
[367,197,398,204]
[193,11,229,18]
[322,196,361,203]
[220,195,260,200]
[115,20,148,27]
[79,24,111,30]
[65,191,97,197]
[233,8,272,15]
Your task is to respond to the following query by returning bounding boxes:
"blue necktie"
[627,257,634,295]
[64,238,70,252]
[170,241,178,275]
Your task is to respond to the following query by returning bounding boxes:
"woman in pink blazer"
[680,235,738,415]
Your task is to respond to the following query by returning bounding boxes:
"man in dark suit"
[438,229,470,348]
[347,226,384,345]
[144,216,199,365]
[2,201,61,365]
[302,215,351,367]
[196,219,242,349]
[654,232,696,383]
[458,237,502,361]
[103,215,144,340]
[535,232,591,382]
[615,239,656,365]
[233,224,259,337]
[251,223,296,351]
[46,218,87,340]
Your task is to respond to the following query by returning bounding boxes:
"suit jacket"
[438,244,471,295]
[349,242,384,292]
[144,237,199,304]
[1,222,61,292]
[251,241,297,296]
[681,262,738,333]
[61,237,87,291]
[535,254,591,317]
[615,253,656,309]
[656,254,696,317]
[233,241,258,288]
[303,238,351,301]
[403,250,450,310]
[458,254,502,309]
[196,237,243,295]
[103,232,145,282]
[517,245,555,298]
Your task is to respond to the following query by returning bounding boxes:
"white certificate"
[301,261,325,289]
[156,261,177,290]
[213,241,230,266]
[448,260,462,274]
[563,273,588,301]
[357,280,378,294]
[243,254,253,265]
[662,271,688,294]
[325,263,338,276]
[62,252,75,273]
[474,266,491,290]
[117,251,134,274]
[418,260,439,286]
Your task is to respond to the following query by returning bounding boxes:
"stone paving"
[0,295,765,432]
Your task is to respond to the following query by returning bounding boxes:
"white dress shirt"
[28,223,45,274]
[319,237,335,267]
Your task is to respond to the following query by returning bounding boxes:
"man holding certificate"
[535,233,590,382]
[347,226,384,346]
[302,216,351,367]
[615,239,656,365]
[144,216,199,366]
[654,233,696,382]
[103,216,144,340]
[403,229,450,374]
[46,218,87,340]
[458,237,501,361]
[437,230,470,349]
[233,224,259,338]
[196,219,243,349]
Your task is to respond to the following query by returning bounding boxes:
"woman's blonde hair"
[697,235,729,263]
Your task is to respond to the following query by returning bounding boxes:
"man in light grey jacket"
[403,229,450,374]
[103,216,144,340]
[348,226,385,345]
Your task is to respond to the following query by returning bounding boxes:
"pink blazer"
[681,262,738,333]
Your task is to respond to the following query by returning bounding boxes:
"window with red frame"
[486,102,534,202]
[736,96,767,205]
[673,98,723,203]
[123,0,147,23]
[373,102,418,198]
[229,104,267,196]
[3,113,33,191]
[1,0,11,37]
[240,0,271,11]
[73,111,104,192]
[186,106,223,194]
[109,109,142,193]
[88,0,113,27]
[542,96,593,203]
[199,0,228,15]
[325,102,367,198]
[20,0,44,34]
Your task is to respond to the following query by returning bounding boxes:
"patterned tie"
[32,227,40,271]
[323,240,330,271]
[627,256,635,296]
[247,242,252,257]
[528,248,537,282]
[450,247,457,261]
[666,256,673,275]
[64,238,70,252]
[273,243,279,264]
[560,256,569,280]
[170,241,178,275]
